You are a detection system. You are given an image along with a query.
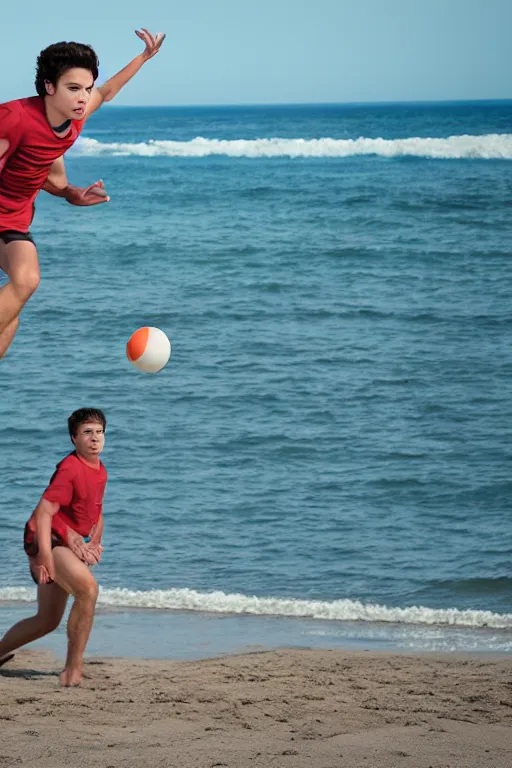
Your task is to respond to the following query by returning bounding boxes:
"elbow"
[35,498,58,522]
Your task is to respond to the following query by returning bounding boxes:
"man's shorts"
[23,523,64,585]
[0,230,36,285]
[0,230,35,246]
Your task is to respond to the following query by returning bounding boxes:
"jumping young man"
[0,28,165,358]
[0,408,108,686]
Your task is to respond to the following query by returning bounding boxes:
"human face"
[72,421,105,463]
[46,67,94,122]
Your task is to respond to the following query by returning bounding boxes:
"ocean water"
[1,101,511,656]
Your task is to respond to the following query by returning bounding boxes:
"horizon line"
[103,97,512,109]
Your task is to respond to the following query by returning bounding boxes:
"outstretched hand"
[65,181,110,207]
[136,28,166,60]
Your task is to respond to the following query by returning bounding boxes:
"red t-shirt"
[42,451,108,538]
[0,96,83,232]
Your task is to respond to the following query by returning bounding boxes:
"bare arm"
[33,497,60,582]
[42,156,109,206]
[83,514,104,565]
[33,498,101,571]
[89,514,104,546]
[86,28,165,116]
[0,106,23,163]
[42,156,68,197]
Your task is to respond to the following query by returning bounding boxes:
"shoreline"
[2,603,511,661]
[3,602,512,659]
[1,647,511,767]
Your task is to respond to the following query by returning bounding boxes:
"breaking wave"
[1,586,511,629]
[75,133,512,159]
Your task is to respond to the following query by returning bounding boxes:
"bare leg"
[51,546,99,687]
[0,581,68,659]
[0,317,19,359]
[0,239,40,358]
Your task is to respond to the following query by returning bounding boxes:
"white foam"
[75,134,512,159]
[1,586,511,629]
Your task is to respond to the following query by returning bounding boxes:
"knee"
[75,578,99,603]
[11,268,40,302]
[36,611,62,634]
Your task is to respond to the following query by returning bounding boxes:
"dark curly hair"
[35,42,99,97]
[68,408,106,439]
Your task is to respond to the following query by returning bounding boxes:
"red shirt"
[42,451,108,538]
[0,96,83,232]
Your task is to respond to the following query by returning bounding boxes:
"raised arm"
[86,28,165,116]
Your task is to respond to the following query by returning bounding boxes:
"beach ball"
[126,326,171,373]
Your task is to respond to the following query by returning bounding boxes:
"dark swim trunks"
[23,523,64,585]
[0,230,35,246]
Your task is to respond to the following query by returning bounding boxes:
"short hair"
[68,408,106,439]
[35,42,99,97]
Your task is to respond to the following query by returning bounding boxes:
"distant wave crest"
[76,134,512,159]
[1,586,511,628]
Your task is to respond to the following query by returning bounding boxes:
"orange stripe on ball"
[126,327,150,361]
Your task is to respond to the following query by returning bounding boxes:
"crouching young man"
[0,407,108,686]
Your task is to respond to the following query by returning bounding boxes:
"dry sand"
[1,647,511,767]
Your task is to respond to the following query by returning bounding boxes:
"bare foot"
[0,653,15,668]
[60,666,83,687]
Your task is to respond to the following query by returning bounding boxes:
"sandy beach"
[1,647,511,767]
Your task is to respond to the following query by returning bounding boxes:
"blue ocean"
[1,101,511,658]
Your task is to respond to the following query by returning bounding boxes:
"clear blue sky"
[2,0,511,105]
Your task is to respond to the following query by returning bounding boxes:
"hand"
[66,528,103,566]
[136,28,166,61]
[65,180,110,206]
[77,542,103,566]
[83,523,104,566]
[85,542,104,565]
[29,553,55,584]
